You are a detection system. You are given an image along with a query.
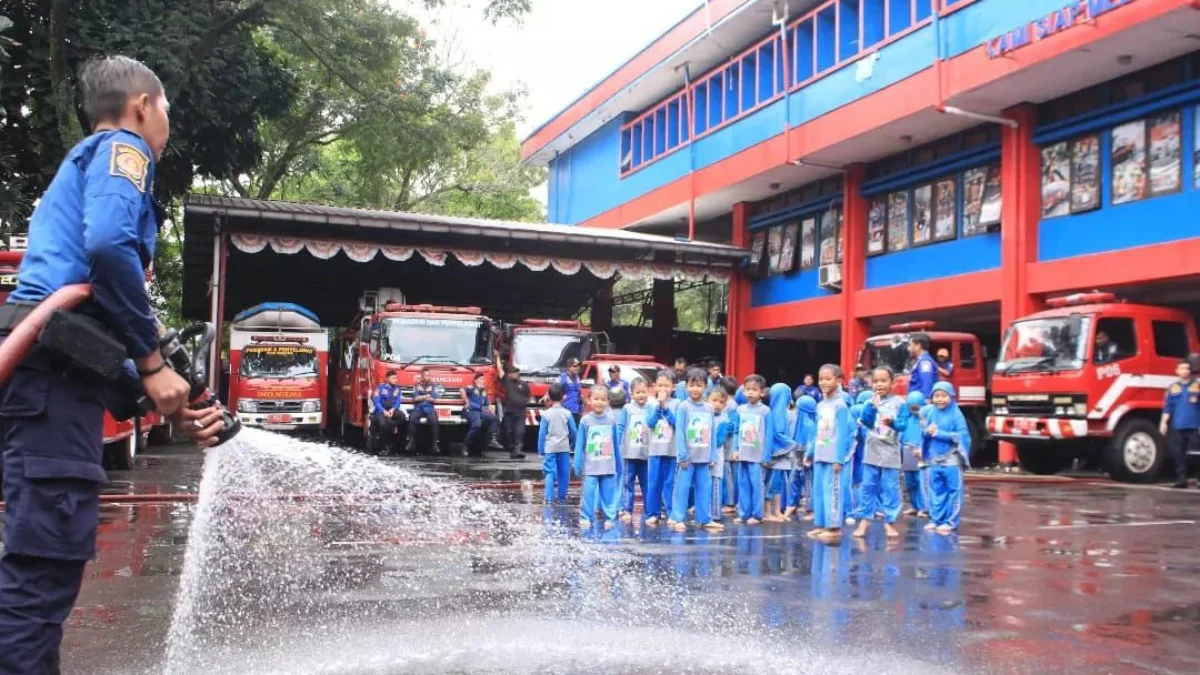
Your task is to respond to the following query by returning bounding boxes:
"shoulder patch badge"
[110,142,149,192]
[1171,383,1182,394]
[1190,381,1200,394]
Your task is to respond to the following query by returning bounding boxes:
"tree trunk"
[48,0,82,149]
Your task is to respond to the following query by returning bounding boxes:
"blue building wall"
[864,233,1001,288]
[752,269,837,307]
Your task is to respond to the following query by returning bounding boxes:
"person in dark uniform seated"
[371,370,406,453]
[462,372,498,457]
[406,368,445,454]
[1094,330,1119,364]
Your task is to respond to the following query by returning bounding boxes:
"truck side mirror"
[1067,312,1083,341]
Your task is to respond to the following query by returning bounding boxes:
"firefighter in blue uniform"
[407,367,445,454]
[461,372,497,457]
[908,333,939,400]
[0,56,221,674]
[1161,359,1199,489]
[371,370,406,453]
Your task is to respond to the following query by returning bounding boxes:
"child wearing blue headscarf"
[763,383,797,522]
[900,391,929,517]
[790,395,817,519]
[804,364,855,542]
[848,390,872,524]
[923,382,971,535]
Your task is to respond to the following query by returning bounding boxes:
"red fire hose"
[0,284,91,388]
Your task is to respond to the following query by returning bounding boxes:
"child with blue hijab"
[923,382,971,535]
[790,395,817,519]
[764,383,797,522]
[900,391,929,517]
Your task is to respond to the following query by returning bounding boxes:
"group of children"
[536,363,972,538]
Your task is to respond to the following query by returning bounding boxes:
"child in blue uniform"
[764,383,797,522]
[805,364,854,542]
[645,371,680,525]
[707,387,734,524]
[923,382,971,535]
[900,391,928,517]
[538,384,577,504]
[574,387,623,529]
[734,375,772,524]
[670,368,722,532]
[621,378,653,521]
[1161,360,1199,489]
[852,367,906,539]
[792,395,817,520]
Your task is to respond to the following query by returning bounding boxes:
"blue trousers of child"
[930,464,963,529]
[646,456,676,519]
[581,474,619,523]
[710,470,724,521]
[854,465,901,523]
[765,467,794,507]
[904,469,926,513]
[542,452,571,503]
[623,459,649,515]
[811,462,849,529]
[670,462,712,524]
[723,468,737,507]
[736,461,764,521]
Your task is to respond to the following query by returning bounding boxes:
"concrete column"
[652,262,675,363]
[998,103,1045,466]
[725,202,756,378]
[839,165,870,378]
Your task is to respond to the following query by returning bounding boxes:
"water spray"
[0,283,241,445]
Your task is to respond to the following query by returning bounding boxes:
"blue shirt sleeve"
[616,408,628,457]
[372,385,384,414]
[837,405,854,464]
[762,411,775,464]
[537,415,549,456]
[567,413,578,447]
[83,134,159,358]
[613,422,622,467]
[675,405,689,463]
[573,420,586,476]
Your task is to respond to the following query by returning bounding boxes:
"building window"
[1152,321,1191,359]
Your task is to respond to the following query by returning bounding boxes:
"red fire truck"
[333,289,498,452]
[987,292,1200,482]
[229,303,329,432]
[498,319,601,424]
[0,240,164,471]
[857,322,989,453]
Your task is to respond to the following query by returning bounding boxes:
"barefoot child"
[805,364,854,542]
[645,371,679,526]
[538,384,577,504]
[669,369,723,532]
[923,382,971,535]
[734,375,771,524]
[707,387,732,523]
[620,378,653,522]
[574,387,623,529]
[900,391,927,517]
[764,383,797,522]
[792,395,817,519]
[853,367,906,539]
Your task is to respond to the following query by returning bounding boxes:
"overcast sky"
[397,0,702,137]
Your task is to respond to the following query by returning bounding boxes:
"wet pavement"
[7,441,1200,674]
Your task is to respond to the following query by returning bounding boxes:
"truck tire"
[148,419,173,445]
[104,419,141,472]
[1107,418,1165,483]
[1016,443,1067,475]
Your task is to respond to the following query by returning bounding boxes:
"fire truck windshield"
[996,316,1092,373]
[379,317,492,366]
[865,338,915,374]
[512,332,588,376]
[240,345,318,379]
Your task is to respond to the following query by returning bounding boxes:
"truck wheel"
[1107,418,1165,483]
[1016,444,1067,475]
[104,424,141,472]
[148,419,173,445]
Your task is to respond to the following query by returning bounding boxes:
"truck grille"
[255,400,306,413]
[993,393,1087,417]
[400,386,463,403]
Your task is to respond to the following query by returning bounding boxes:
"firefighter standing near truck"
[908,333,939,400]
[0,56,221,674]
[1160,360,1199,489]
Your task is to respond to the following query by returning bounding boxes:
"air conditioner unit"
[818,263,842,290]
[376,287,406,311]
[359,290,377,313]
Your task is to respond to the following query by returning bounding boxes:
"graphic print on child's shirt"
[587,425,613,458]
[626,412,648,449]
[738,416,759,448]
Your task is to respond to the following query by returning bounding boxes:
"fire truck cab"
[229,303,328,432]
[334,289,498,452]
[581,355,667,390]
[857,322,989,453]
[499,319,600,424]
[987,292,1200,482]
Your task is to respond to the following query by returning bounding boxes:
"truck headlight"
[302,399,321,413]
[238,400,257,413]
[1074,402,1088,416]
[993,406,1008,415]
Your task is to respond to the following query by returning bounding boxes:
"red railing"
[619,0,939,177]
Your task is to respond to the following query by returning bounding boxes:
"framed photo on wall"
[778,222,799,273]
[887,191,909,251]
[799,218,817,270]
[749,230,766,278]
[1069,134,1100,213]
[767,226,784,275]
[979,162,1002,228]
[1111,119,1147,205]
[819,209,837,266]
[1148,111,1181,196]
[933,177,957,241]
[867,197,887,256]
[962,166,987,236]
[1041,142,1070,219]
[912,184,933,246]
